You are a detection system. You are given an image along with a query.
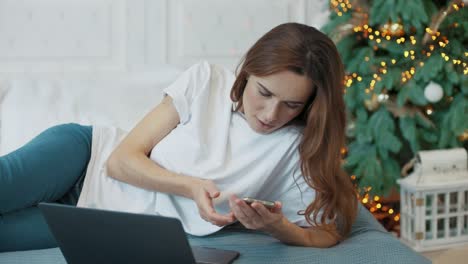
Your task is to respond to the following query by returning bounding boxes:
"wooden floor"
[421,244,468,263]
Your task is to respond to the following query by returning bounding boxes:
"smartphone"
[242,197,276,209]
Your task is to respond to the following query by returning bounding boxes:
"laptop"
[38,203,240,264]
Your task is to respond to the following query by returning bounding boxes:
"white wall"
[0,0,330,74]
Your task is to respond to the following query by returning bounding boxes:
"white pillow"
[0,71,180,155]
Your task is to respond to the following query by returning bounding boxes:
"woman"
[0,22,357,252]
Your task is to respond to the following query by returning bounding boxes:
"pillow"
[0,71,181,155]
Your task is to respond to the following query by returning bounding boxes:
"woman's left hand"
[228,195,284,232]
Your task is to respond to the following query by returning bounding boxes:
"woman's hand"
[191,179,235,226]
[228,195,284,232]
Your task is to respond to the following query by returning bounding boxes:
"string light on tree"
[379,21,405,37]
[459,130,468,142]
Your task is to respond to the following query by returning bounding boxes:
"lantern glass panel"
[425,219,433,240]
[465,191,468,211]
[449,217,457,237]
[437,193,445,214]
[437,218,445,238]
[410,218,415,239]
[425,194,433,216]
[449,192,458,213]
[463,215,468,235]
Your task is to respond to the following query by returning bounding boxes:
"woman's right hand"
[190,178,235,226]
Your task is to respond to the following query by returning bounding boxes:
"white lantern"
[397,148,468,252]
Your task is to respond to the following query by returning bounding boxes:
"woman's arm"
[106,96,234,226]
[266,218,339,248]
[106,96,194,196]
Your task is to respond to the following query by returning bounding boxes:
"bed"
[0,73,429,263]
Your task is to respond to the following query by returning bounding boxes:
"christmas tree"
[322,0,467,199]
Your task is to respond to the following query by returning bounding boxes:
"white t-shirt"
[77,61,318,236]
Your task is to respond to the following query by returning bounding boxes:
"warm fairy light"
[331,0,353,15]
[373,73,378,78]
[426,52,431,57]
[365,56,370,61]
[404,51,409,57]
[375,31,380,36]
[362,198,368,203]
[391,59,396,64]
[394,215,400,221]
[432,36,437,40]
[351,175,356,180]
[382,69,387,74]
[376,203,382,209]
[374,196,380,201]
[402,77,407,82]
[380,61,386,67]
[453,3,460,11]
[419,62,424,66]
[385,35,391,40]
[352,73,357,77]
[429,45,435,51]
[363,24,369,29]
[426,108,433,115]
[365,88,370,93]
[376,38,381,43]
[389,209,394,214]
[369,35,374,40]
[340,147,347,155]
[357,76,362,81]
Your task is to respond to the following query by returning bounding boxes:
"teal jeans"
[0,123,92,252]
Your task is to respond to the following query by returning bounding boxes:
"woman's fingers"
[235,199,260,219]
[200,191,235,226]
[206,211,235,226]
[228,195,285,230]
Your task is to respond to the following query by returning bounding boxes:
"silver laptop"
[39,203,239,264]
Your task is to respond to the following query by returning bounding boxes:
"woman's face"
[240,70,313,134]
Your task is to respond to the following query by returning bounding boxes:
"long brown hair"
[230,23,357,239]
